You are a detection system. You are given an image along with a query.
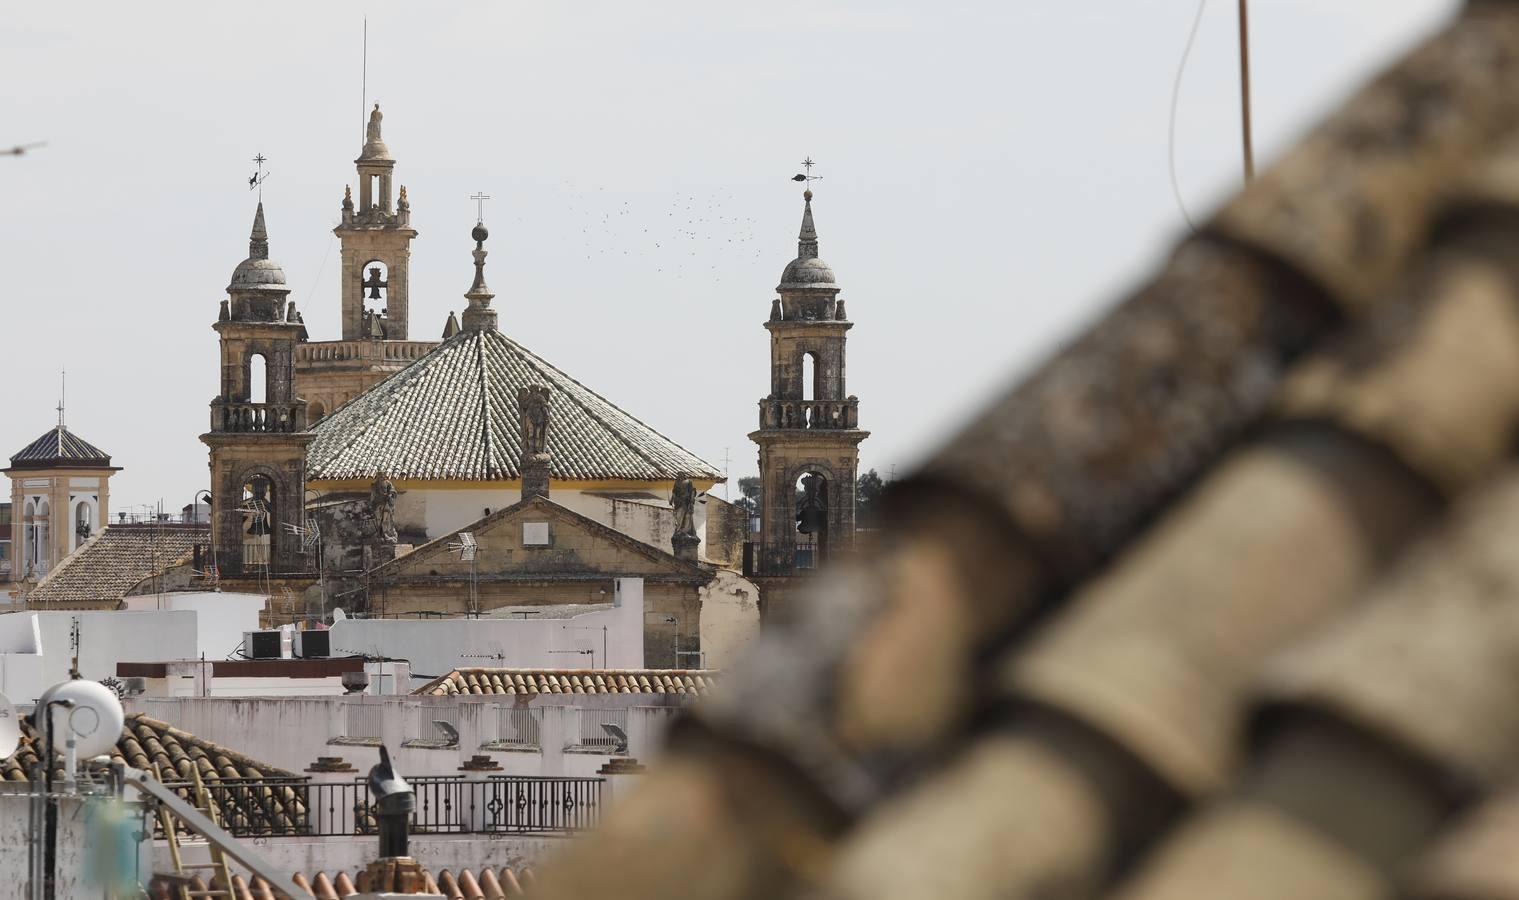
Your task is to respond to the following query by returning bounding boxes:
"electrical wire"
[1169,0,1210,233]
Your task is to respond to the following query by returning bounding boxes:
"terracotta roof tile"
[25,523,207,607]
[416,667,718,697]
[306,328,721,483]
[154,865,536,899]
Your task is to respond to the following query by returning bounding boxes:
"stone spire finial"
[250,202,270,261]
[461,221,497,333]
[797,189,818,260]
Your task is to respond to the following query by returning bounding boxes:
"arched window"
[802,351,819,402]
[74,501,92,542]
[32,499,50,575]
[309,400,326,422]
[249,353,267,404]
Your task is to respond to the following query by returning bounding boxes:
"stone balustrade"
[295,340,436,366]
[213,402,305,434]
[758,397,859,430]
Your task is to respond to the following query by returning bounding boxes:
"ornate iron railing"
[152,769,604,839]
[151,775,604,839]
[742,541,827,577]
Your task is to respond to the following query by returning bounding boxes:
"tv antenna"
[448,532,480,617]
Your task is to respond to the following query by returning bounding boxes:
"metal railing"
[742,541,825,577]
[496,707,543,747]
[412,703,460,742]
[570,708,630,750]
[344,702,384,740]
[152,775,604,838]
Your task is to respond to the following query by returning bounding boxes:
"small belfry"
[748,168,868,575]
[201,202,313,576]
[335,103,417,342]
[296,105,438,422]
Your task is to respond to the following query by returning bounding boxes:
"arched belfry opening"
[746,178,868,578]
[794,471,829,569]
[248,353,267,404]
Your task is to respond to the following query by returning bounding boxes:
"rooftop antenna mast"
[56,368,65,432]
[448,532,479,617]
[1238,0,1255,183]
[361,18,368,144]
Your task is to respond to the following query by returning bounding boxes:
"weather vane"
[470,191,491,223]
[249,153,271,196]
[792,157,823,187]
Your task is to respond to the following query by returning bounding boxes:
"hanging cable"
[1169,0,1210,233]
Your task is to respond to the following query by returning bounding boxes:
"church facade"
[199,108,758,667]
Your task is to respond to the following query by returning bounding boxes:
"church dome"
[226,201,288,293]
[228,256,287,292]
[779,255,836,290]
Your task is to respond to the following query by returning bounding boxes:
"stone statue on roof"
[370,471,398,543]
[367,104,383,143]
[671,475,698,541]
[520,385,551,459]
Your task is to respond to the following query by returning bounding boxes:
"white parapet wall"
[329,577,646,676]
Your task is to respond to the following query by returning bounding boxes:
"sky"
[1,0,1459,513]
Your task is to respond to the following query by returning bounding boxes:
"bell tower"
[748,182,868,575]
[202,202,313,576]
[335,103,417,341]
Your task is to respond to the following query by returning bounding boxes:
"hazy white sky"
[1,1,1458,511]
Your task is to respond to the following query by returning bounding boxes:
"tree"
[856,469,886,531]
[734,476,761,517]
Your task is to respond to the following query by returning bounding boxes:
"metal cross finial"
[470,191,491,224]
[792,157,823,186]
[249,153,271,196]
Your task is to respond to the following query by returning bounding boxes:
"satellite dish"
[41,680,125,760]
[0,693,19,760]
[332,607,348,622]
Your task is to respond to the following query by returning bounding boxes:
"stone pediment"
[372,494,709,585]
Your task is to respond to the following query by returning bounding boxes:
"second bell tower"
[335,103,418,341]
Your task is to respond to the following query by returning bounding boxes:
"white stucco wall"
[0,610,199,706]
[124,695,687,780]
[330,578,645,678]
[697,570,761,670]
[121,592,266,661]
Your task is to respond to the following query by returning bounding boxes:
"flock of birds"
[559,180,773,282]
